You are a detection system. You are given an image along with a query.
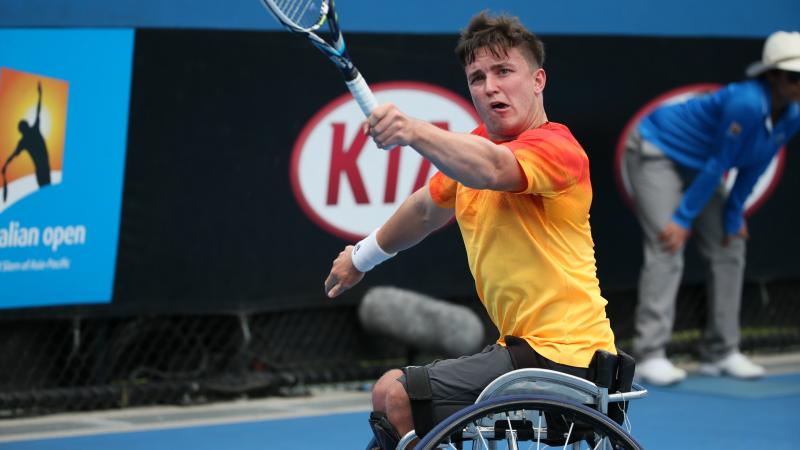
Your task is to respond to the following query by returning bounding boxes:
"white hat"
[746,31,800,77]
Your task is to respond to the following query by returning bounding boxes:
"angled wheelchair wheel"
[415,394,642,450]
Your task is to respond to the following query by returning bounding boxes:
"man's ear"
[533,68,546,94]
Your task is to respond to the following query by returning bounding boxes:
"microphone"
[358,286,485,357]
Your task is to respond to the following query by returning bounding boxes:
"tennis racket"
[259,0,378,117]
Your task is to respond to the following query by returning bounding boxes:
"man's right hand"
[324,245,365,298]
[658,220,691,254]
[366,103,420,150]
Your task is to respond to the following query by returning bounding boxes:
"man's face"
[465,46,544,140]
[777,70,800,102]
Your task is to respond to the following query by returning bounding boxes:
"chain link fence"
[1,280,798,418]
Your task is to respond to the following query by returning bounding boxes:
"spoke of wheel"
[475,419,490,450]
[561,422,574,450]
[506,414,519,450]
[527,411,543,450]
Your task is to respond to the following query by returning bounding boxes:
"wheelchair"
[390,367,648,450]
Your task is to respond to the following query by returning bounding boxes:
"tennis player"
[325,12,620,449]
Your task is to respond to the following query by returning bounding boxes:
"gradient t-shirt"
[429,122,615,367]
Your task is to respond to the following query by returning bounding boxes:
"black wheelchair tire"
[415,394,643,450]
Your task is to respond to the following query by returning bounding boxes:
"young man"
[325,12,618,449]
[627,31,800,385]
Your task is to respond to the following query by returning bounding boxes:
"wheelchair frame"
[395,368,648,450]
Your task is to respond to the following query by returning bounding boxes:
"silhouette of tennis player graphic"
[2,81,51,202]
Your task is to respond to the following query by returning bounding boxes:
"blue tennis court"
[2,372,798,450]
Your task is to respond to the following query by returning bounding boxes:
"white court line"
[0,390,372,443]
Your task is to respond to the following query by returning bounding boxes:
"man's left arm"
[723,157,772,237]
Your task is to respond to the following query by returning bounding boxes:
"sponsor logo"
[290,81,479,241]
[0,68,69,214]
[0,69,86,263]
[0,28,133,307]
[727,121,742,136]
[614,83,785,216]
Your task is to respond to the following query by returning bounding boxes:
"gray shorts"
[398,344,515,424]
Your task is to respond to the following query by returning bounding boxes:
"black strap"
[368,411,400,450]
[505,335,537,369]
[404,365,435,437]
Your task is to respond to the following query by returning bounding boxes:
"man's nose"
[483,74,499,95]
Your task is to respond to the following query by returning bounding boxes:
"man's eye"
[470,75,484,84]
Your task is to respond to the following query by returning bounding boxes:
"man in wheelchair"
[324,11,633,450]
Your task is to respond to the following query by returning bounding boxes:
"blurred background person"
[626,31,800,385]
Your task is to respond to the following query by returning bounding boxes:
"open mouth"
[490,101,510,112]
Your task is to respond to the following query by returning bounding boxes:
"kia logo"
[290,81,479,241]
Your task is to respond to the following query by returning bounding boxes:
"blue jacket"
[639,79,800,234]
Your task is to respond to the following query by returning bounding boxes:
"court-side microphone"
[358,286,485,358]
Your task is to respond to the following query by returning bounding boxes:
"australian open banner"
[0,29,134,308]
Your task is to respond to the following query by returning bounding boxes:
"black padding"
[364,436,379,450]
[588,350,617,389]
[404,365,435,437]
[609,349,636,425]
[368,412,400,450]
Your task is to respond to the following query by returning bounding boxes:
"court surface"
[1,353,798,450]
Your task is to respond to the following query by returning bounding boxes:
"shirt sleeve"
[428,170,457,208]
[722,157,772,234]
[672,97,757,228]
[503,130,587,197]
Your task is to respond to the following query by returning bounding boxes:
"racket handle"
[345,72,378,117]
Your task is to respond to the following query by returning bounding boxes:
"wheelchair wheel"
[415,394,642,450]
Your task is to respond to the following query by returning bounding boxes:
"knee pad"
[368,411,400,450]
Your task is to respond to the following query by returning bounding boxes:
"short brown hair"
[455,11,545,69]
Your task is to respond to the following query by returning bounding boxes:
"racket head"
[261,0,329,32]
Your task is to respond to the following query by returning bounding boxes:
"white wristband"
[351,228,397,272]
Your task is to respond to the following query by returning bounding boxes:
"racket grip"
[345,72,378,117]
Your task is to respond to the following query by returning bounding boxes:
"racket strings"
[276,0,326,29]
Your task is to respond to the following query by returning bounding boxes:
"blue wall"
[0,0,798,37]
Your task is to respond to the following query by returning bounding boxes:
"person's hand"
[364,103,418,150]
[722,222,749,247]
[658,221,690,254]
[324,245,365,298]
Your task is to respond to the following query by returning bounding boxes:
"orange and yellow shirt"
[428,122,615,368]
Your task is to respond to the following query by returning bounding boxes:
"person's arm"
[662,97,754,253]
[722,156,771,235]
[366,104,525,192]
[3,143,23,171]
[34,82,42,129]
[672,145,741,230]
[324,186,454,298]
